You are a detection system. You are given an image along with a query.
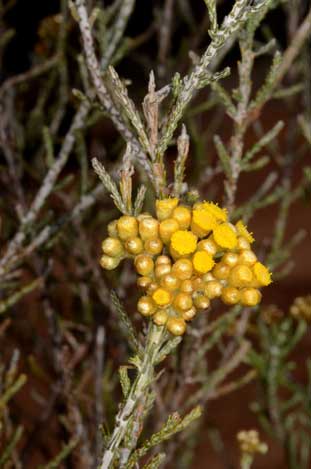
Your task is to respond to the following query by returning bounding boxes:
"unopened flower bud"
[117,216,138,240]
[101,237,124,257]
[139,217,159,240]
[172,259,193,280]
[204,280,222,299]
[159,218,180,243]
[100,255,120,270]
[221,287,240,305]
[156,198,179,221]
[125,237,144,255]
[134,254,154,276]
[166,317,186,336]
[144,238,163,255]
[172,206,191,229]
[173,292,193,311]
[240,288,261,306]
[153,310,168,325]
[137,296,156,316]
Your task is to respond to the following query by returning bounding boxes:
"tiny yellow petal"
[192,251,215,274]
[201,202,228,222]
[191,209,217,237]
[253,262,272,286]
[152,288,172,306]
[170,230,197,255]
[213,223,237,249]
[236,220,255,244]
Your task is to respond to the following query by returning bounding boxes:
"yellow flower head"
[193,251,215,274]
[192,209,217,237]
[253,262,272,286]
[213,223,237,249]
[201,202,227,222]
[236,220,255,244]
[152,287,172,306]
[171,230,197,255]
[156,198,179,221]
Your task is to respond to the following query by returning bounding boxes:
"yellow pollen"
[152,288,171,306]
[253,262,272,286]
[236,220,255,244]
[193,251,215,274]
[171,230,197,255]
[213,223,237,249]
[201,202,228,221]
[192,209,217,231]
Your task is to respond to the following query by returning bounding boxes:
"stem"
[240,453,254,469]
[99,324,167,469]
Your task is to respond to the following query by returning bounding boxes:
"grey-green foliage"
[249,316,310,469]
[125,406,202,468]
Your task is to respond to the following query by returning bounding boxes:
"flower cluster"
[290,295,311,323]
[237,430,268,455]
[100,198,272,335]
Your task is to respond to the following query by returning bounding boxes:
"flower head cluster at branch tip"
[100,198,272,335]
[290,295,311,323]
[237,429,268,455]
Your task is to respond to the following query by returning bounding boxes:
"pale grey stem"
[99,325,166,469]
[101,0,135,70]
[0,101,90,277]
[74,0,151,175]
